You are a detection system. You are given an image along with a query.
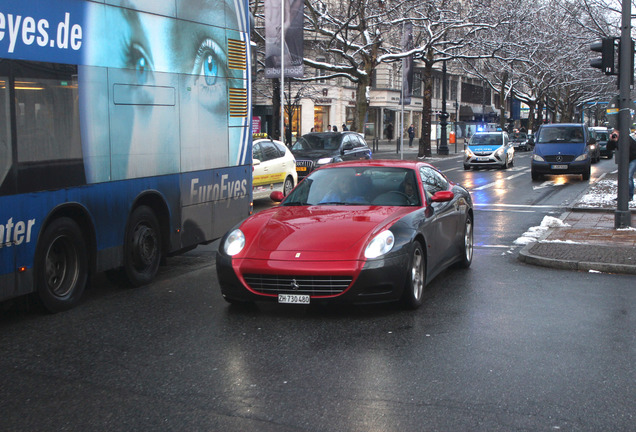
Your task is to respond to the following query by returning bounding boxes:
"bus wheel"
[124,206,162,286]
[35,218,88,312]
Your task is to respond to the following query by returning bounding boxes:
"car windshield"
[596,131,609,141]
[537,126,585,143]
[512,133,527,141]
[292,134,340,151]
[282,166,421,206]
[468,134,502,146]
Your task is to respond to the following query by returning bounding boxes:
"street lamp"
[438,60,449,155]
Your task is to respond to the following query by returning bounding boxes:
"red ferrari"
[216,160,473,309]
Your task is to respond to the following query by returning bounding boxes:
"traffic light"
[590,38,616,75]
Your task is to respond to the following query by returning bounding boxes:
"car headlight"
[364,230,395,259]
[532,154,545,162]
[575,153,588,161]
[223,229,245,256]
[589,144,596,150]
[464,148,474,157]
[494,147,504,157]
[317,157,333,165]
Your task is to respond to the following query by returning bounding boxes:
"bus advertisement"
[0,0,252,311]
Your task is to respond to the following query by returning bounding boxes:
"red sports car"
[216,160,473,309]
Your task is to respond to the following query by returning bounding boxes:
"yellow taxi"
[252,136,298,200]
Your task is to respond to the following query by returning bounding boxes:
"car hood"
[238,205,415,260]
[534,142,585,156]
[468,145,502,153]
[291,149,338,160]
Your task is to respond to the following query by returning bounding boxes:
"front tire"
[123,206,162,286]
[582,165,591,181]
[35,218,88,312]
[402,242,426,310]
[283,176,294,196]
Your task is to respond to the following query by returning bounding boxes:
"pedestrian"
[326,124,331,132]
[607,128,636,201]
[342,123,348,131]
[407,124,415,148]
[387,123,394,143]
[310,127,314,132]
[332,125,338,132]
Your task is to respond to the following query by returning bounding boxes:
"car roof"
[314,158,438,172]
[540,123,584,128]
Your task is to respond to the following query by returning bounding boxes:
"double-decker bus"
[0,0,252,311]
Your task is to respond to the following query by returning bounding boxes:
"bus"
[0,0,252,311]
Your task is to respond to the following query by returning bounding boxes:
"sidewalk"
[517,173,636,275]
[372,139,636,275]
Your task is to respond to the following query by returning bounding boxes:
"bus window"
[0,76,10,190]
[14,63,85,193]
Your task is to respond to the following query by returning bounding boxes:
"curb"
[518,243,636,275]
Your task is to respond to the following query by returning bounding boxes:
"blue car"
[463,131,514,170]
[531,123,594,181]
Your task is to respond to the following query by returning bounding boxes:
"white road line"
[473,203,563,209]
[472,170,530,191]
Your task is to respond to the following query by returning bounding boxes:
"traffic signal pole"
[616,0,632,228]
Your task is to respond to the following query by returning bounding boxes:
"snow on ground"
[514,176,634,245]
[514,216,570,245]
[575,178,636,209]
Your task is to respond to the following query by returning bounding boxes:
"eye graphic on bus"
[126,42,153,85]
[193,38,222,86]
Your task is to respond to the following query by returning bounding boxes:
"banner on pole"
[401,22,414,105]
[265,0,304,78]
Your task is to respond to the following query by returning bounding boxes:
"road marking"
[473,203,564,209]
[472,170,530,191]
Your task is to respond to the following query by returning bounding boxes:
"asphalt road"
[1,153,634,431]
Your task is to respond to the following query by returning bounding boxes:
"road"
[1,153,634,431]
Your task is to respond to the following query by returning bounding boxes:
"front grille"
[243,274,352,296]
[545,155,575,163]
[296,160,314,169]
[473,151,491,156]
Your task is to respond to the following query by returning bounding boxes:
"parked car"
[291,132,372,179]
[511,132,531,151]
[216,160,473,310]
[463,131,514,170]
[531,123,595,181]
[252,138,297,200]
[590,126,613,159]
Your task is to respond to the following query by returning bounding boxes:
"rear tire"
[402,242,426,310]
[123,206,162,286]
[458,214,473,268]
[34,218,88,312]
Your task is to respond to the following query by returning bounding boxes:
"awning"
[460,106,474,116]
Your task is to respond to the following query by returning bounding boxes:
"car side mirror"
[270,191,284,202]
[342,143,354,152]
[431,190,454,202]
[253,158,261,165]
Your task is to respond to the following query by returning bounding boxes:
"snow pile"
[514,216,570,245]
[576,178,636,209]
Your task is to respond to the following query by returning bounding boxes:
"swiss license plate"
[476,157,489,161]
[278,294,310,304]
[296,167,307,172]
[551,164,568,169]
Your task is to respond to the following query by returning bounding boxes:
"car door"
[340,135,358,161]
[419,166,459,270]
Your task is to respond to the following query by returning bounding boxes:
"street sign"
[605,95,636,129]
